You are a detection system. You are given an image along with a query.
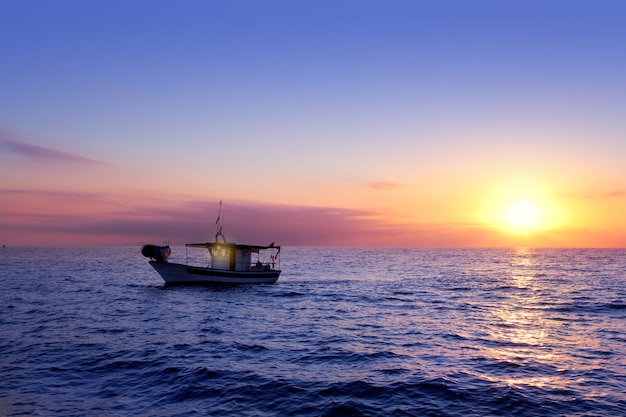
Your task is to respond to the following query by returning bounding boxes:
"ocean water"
[1,247,625,417]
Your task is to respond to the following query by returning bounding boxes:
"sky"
[1,0,625,247]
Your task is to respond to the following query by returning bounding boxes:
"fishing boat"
[141,203,281,285]
[142,234,281,285]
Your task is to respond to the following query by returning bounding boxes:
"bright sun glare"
[504,199,541,233]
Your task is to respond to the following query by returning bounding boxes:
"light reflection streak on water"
[479,248,571,391]
[463,247,623,405]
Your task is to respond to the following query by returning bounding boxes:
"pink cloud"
[561,190,626,200]
[0,127,103,164]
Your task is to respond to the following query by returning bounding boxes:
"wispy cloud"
[561,190,626,200]
[605,190,626,198]
[0,128,103,164]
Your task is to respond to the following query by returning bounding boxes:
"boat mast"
[214,200,226,243]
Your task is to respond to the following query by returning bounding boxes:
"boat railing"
[237,252,280,272]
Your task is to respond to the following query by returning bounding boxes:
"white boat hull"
[149,261,280,285]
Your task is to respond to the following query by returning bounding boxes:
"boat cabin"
[186,242,279,272]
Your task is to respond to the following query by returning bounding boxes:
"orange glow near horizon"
[0,188,624,247]
[0,143,624,247]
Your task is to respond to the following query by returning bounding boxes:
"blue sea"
[1,247,625,416]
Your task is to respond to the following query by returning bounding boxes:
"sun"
[478,179,569,238]
[503,199,541,233]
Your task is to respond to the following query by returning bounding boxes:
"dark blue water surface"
[1,247,625,416]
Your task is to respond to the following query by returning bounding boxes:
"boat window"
[210,247,231,257]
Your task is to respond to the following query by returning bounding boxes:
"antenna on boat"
[214,200,226,243]
[215,200,222,227]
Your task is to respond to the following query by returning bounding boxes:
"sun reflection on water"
[478,248,572,390]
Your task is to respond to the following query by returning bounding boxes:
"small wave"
[296,348,409,366]
[450,286,473,291]
[200,326,224,334]
[272,290,305,297]
[234,342,270,353]
[547,301,626,314]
